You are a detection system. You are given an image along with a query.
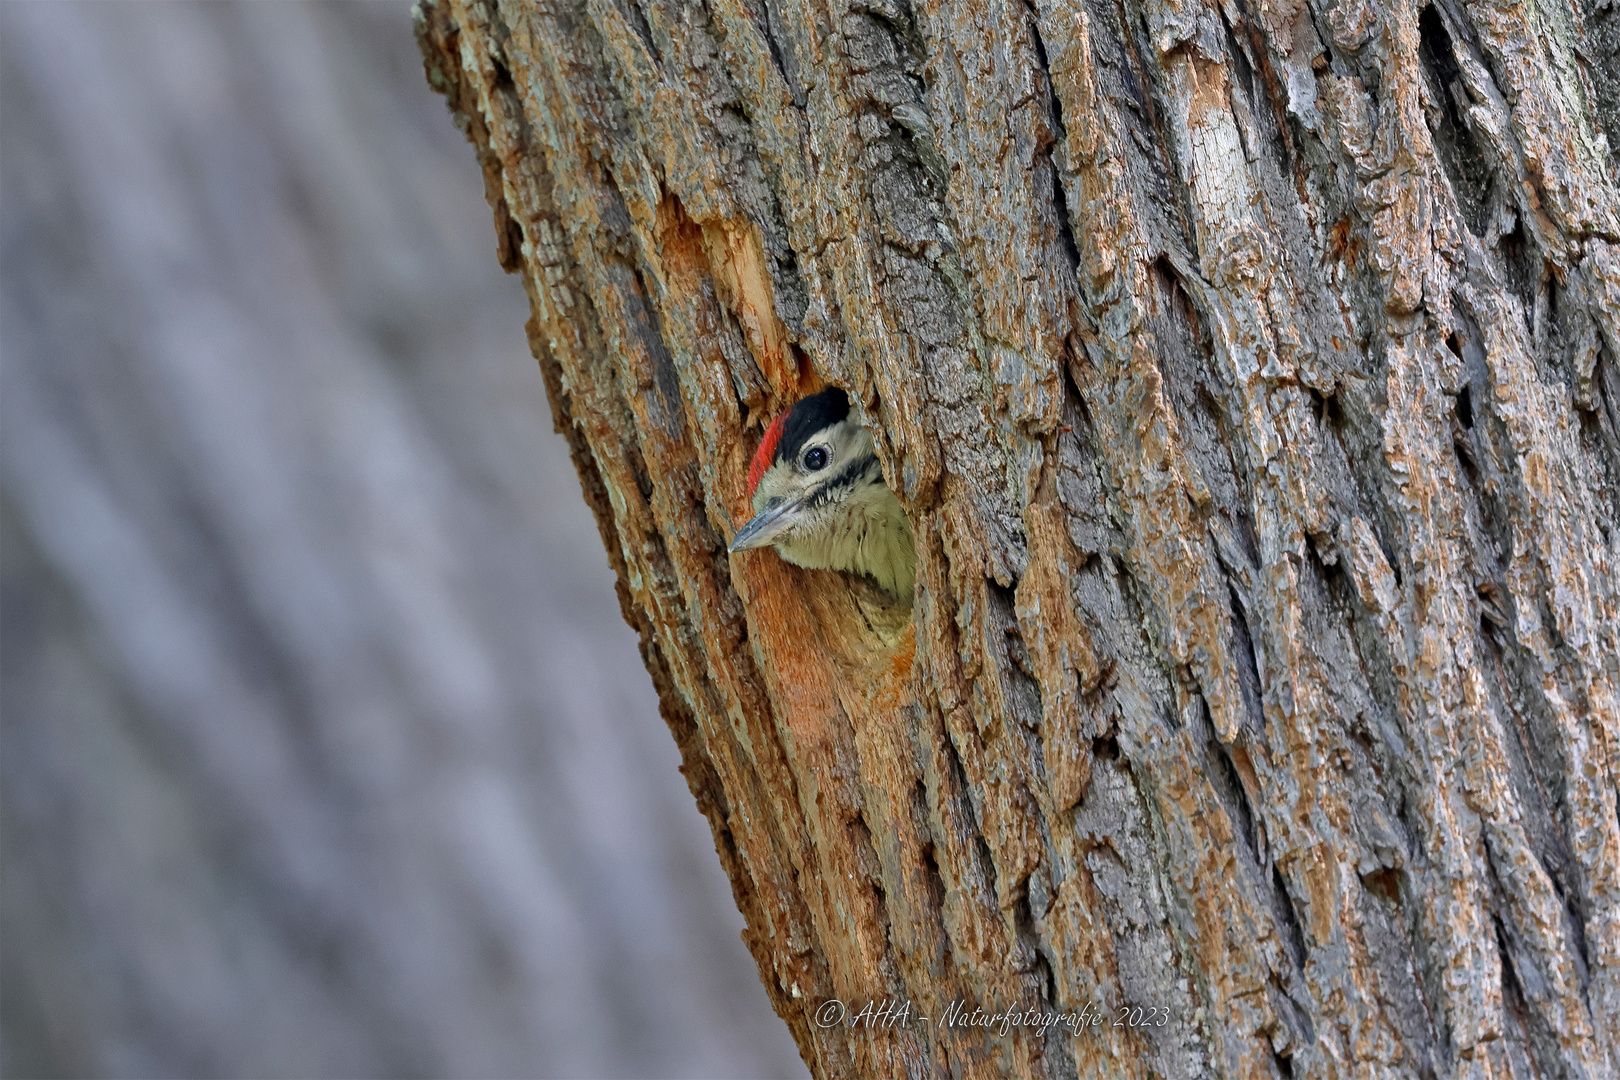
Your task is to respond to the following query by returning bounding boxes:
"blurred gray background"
[0,2,804,1076]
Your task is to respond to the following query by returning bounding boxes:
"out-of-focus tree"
[0,3,802,1077]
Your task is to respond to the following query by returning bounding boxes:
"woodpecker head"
[729,388,916,599]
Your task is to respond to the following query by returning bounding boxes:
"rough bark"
[416,0,1620,1072]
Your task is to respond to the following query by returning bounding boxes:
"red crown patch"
[746,412,788,498]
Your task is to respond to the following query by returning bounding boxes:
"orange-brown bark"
[418,0,1620,1072]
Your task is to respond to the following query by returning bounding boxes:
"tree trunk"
[415,0,1620,1071]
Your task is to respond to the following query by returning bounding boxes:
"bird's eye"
[802,447,829,471]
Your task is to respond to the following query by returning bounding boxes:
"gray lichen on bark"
[417,0,1620,1072]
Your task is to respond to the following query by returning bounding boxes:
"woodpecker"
[728,387,916,599]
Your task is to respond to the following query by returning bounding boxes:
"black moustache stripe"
[805,454,883,511]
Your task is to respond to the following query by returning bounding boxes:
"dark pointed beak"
[728,496,804,552]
